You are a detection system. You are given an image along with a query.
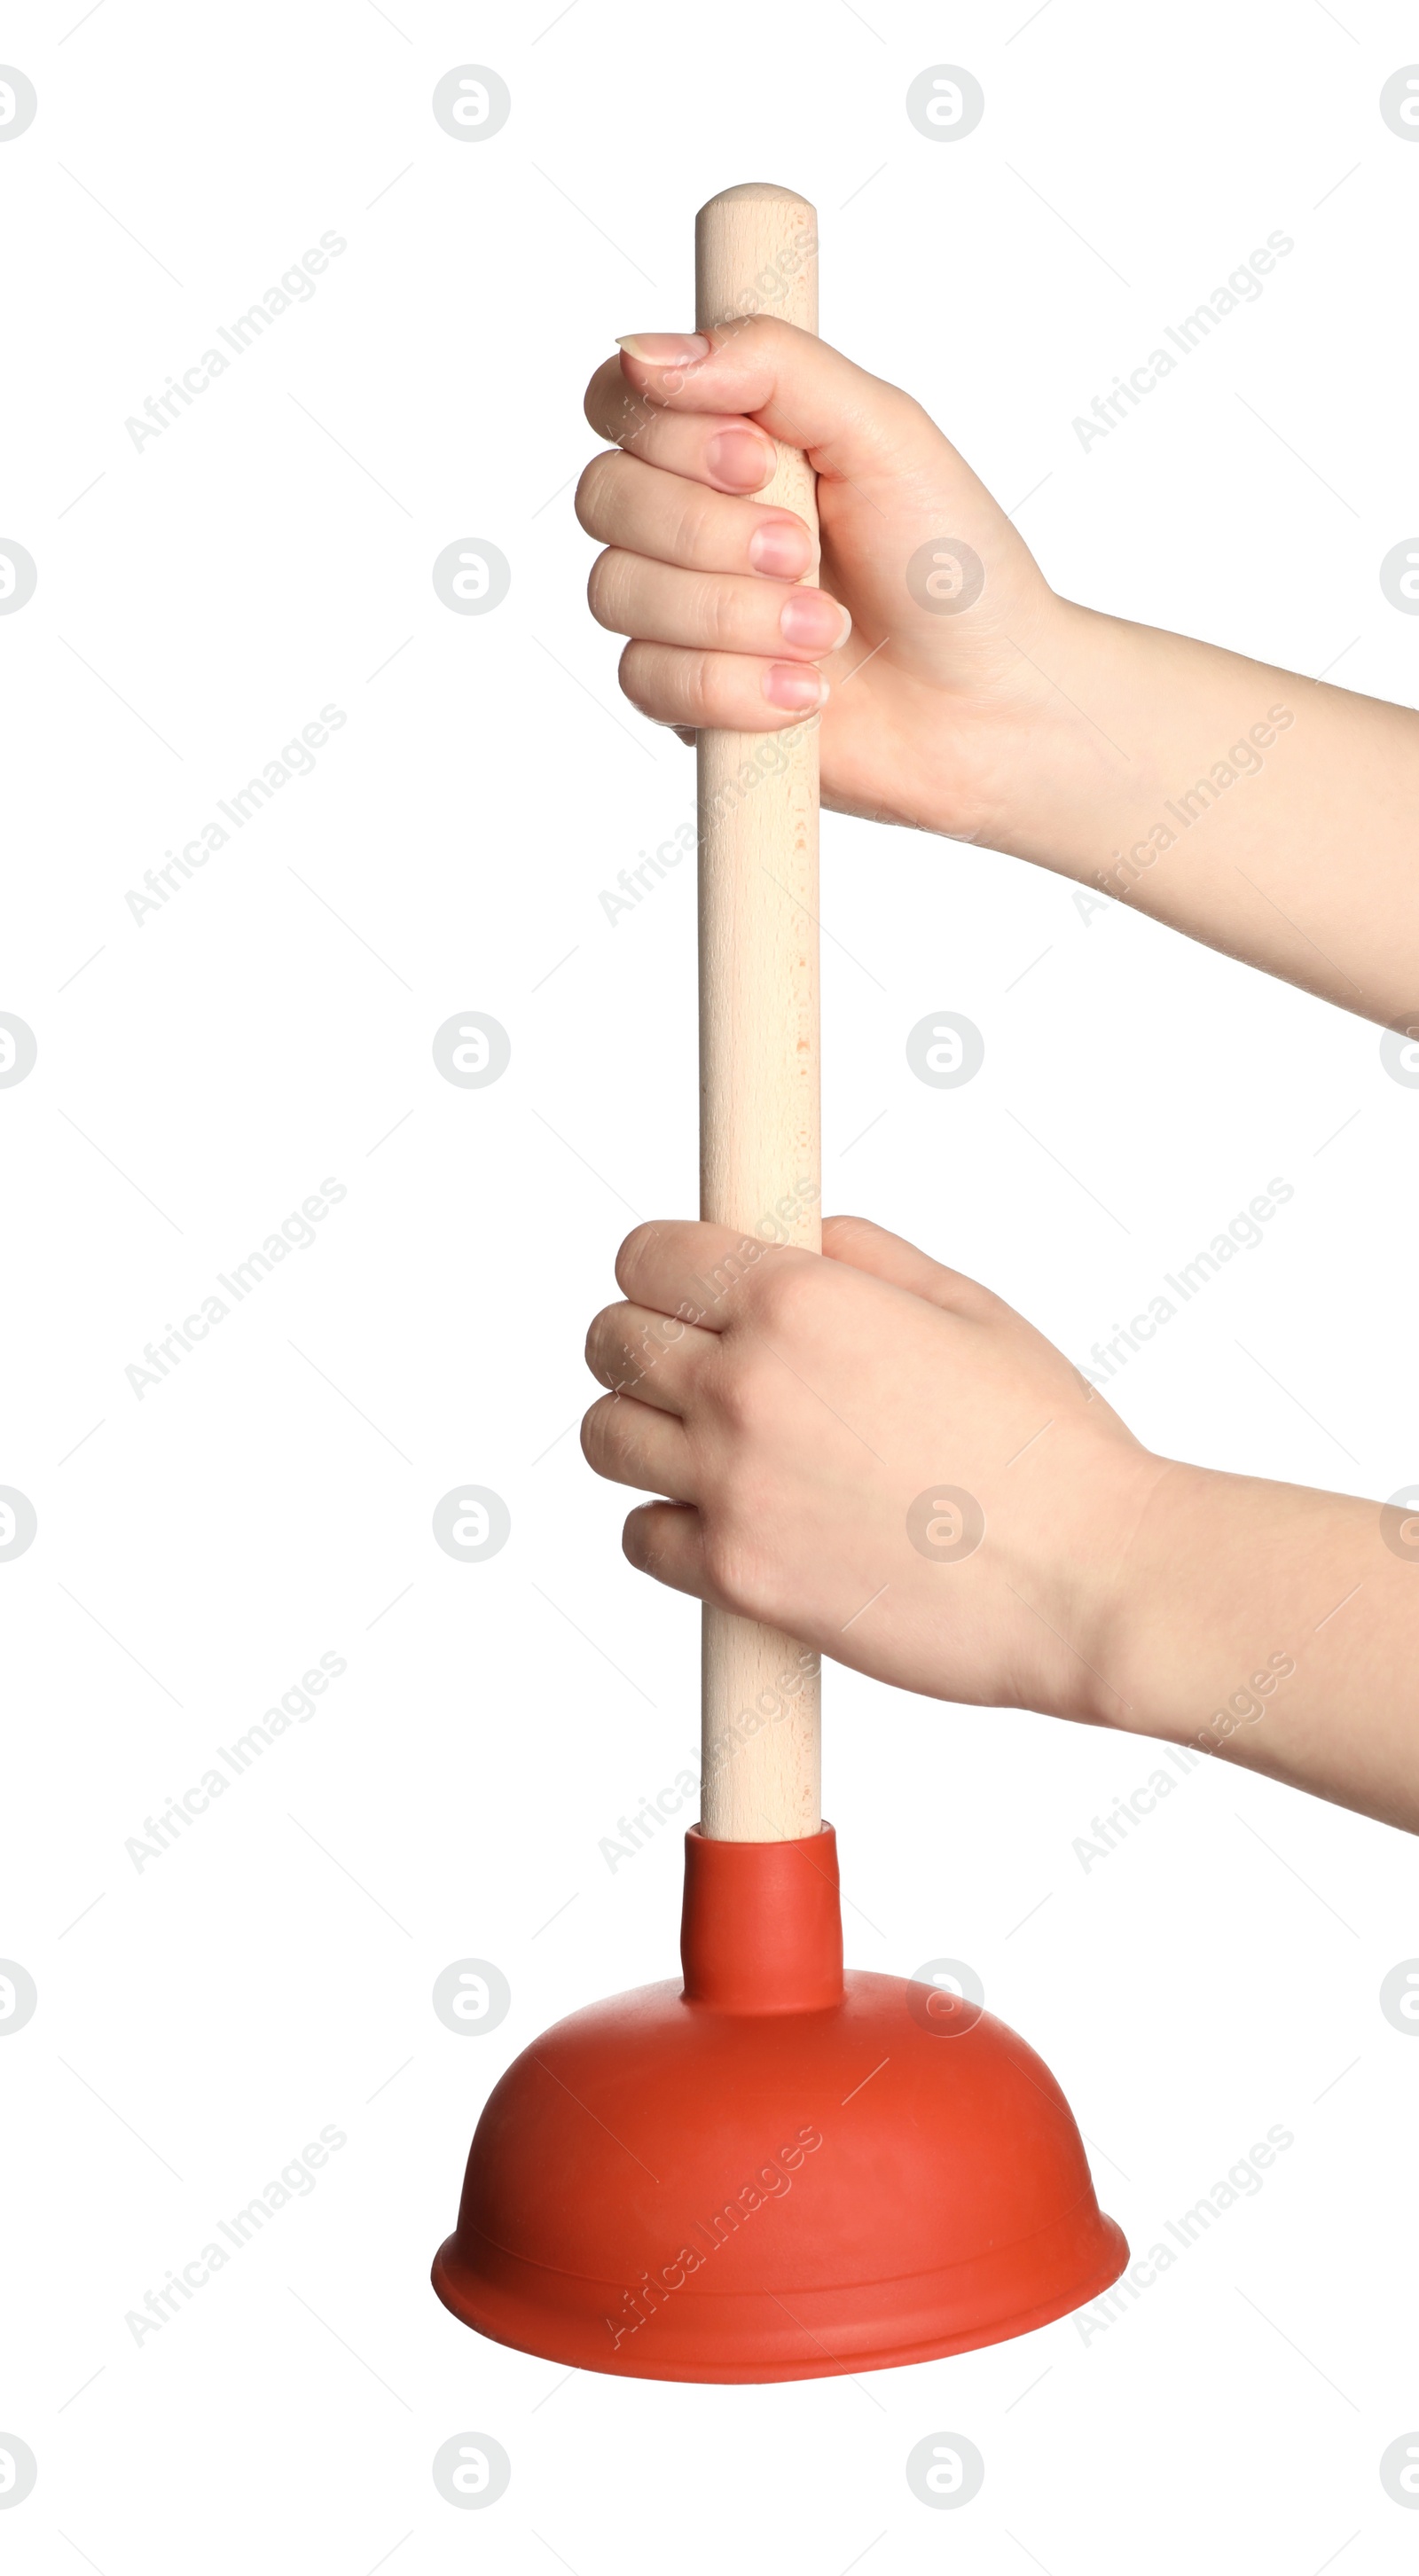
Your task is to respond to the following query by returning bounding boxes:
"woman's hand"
[581,1215,1419,1832]
[576,316,1068,850]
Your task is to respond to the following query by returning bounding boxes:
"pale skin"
[573,317,1419,1836]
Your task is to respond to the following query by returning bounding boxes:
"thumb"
[617,315,953,504]
[821,1214,1008,1325]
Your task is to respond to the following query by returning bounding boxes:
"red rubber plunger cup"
[433,1824,1127,2379]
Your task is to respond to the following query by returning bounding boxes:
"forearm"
[980,601,1419,1030]
[1094,1460,1419,1830]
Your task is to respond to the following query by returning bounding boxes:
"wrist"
[1059,1444,1182,1734]
[908,592,1140,865]
[1079,1456,1215,1742]
[1086,1453,1321,1762]
[979,598,1166,881]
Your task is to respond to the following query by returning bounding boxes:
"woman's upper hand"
[575,316,1068,847]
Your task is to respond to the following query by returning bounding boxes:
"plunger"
[432,184,1128,2381]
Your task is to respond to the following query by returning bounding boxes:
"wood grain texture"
[694,184,822,1842]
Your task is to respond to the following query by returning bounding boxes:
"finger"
[821,1213,1009,1324]
[622,1499,709,1599]
[615,1219,811,1324]
[576,450,815,583]
[584,1300,714,1413]
[620,639,828,726]
[590,551,850,662]
[581,1393,695,1500]
[614,317,937,501]
[584,359,776,492]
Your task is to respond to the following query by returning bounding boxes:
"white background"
[3,0,1417,2566]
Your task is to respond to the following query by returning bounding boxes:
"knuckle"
[709,1345,776,1438]
[723,311,785,361]
[623,645,702,723]
[689,649,741,724]
[699,576,742,649]
[668,492,715,562]
[683,648,720,718]
[579,1398,609,1470]
[583,1392,644,1477]
[751,1251,819,1338]
[617,639,656,712]
[585,548,628,631]
[584,359,640,439]
[621,644,734,728]
[666,648,708,717]
[895,388,939,447]
[702,1521,777,1621]
[820,1213,874,1253]
[584,1305,627,1389]
[615,1219,664,1293]
[623,1501,671,1578]
[621,1506,652,1571]
[574,450,622,536]
[599,1398,640,1470]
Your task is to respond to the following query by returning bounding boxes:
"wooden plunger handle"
[695,184,821,1843]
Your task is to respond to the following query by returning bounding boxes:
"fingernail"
[779,590,852,651]
[748,517,811,575]
[707,427,774,489]
[617,333,710,366]
[763,663,829,710]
